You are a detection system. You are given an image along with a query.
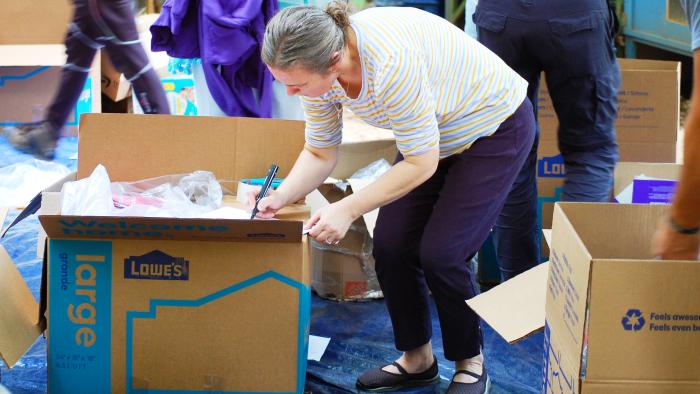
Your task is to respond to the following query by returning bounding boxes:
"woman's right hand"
[247,187,287,219]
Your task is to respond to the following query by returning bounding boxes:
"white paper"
[307,335,331,361]
[199,206,250,220]
[615,182,634,204]
[347,178,379,238]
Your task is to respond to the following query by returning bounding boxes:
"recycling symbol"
[621,309,645,331]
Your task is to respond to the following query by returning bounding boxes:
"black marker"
[250,164,279,219]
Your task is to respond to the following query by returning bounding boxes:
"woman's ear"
[330,51,342,67]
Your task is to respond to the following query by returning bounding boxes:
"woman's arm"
[251,143,338,218]
[306,146,439,243]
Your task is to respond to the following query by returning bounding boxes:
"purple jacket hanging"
[150,0,277,118]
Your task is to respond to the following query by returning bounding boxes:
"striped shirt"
[301,7,528,158]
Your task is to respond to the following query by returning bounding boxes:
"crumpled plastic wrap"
[311,159,391,301]
[60,165,223,217]
[311,223,383,301]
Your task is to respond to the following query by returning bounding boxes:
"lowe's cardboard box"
[537,58,680,257]
[468,202,700,393]
[0,0,101,136]
[309,139,397,300]
[0,113,312,393]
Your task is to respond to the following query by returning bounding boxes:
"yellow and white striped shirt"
[301,6,528,158]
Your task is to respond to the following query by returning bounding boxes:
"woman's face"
[269,65,338,98]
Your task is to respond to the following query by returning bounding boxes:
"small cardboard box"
[469,202,700,393]
[0,1,101,135]
[1,113,313,393]
[101,55,132,103]
[309,139,397,300]
[536,58,680,258]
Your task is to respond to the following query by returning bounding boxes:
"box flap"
[0,0,71,45]
[544,203,596,384]
[542,229,552,248]
[36,192,64,258]
[558,203,666,260]
[39,215,303,242]
[2,172,76,239]
[331,139,397,180]
[347,178,379,238]
[466,262,548,343]
[613,162,681,196]
[0,244,42,367]
[306,189,331,217]
[76,114,306,183]
[618,58,681,72]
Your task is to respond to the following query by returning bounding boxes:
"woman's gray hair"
[262,0,351,74]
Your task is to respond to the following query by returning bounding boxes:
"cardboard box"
[1,113,313,393]
[469,202,700,393]
[101,55,132,103]
[536,59,680,257]
[0,0,72,45]
[308,139,397,300]
[538,59,680,158]
[0,2,101,135]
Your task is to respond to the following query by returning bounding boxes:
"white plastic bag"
[0,159,71,208]
[61,165,223,217]
[61,164,113,215]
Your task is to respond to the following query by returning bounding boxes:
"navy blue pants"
[46,0,170,137]
[372,100,536,361]
[474,0,620,280]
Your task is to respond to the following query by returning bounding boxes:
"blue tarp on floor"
[0,136,543,393]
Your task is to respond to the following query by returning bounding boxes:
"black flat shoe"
[446,367,490,394]
[356,356,440,392]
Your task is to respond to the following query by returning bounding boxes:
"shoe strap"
[454,369,481,380]
[390,362,409,375]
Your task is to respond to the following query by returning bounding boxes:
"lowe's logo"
[622,309,646,331]
[538,154,566,178]
[124,250,189,281]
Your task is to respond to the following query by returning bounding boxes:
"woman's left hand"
[305,201,356,245]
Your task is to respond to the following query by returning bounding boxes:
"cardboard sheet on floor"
[466,262,548,344]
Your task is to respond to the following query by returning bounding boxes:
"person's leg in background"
[99,0,170,115]
[5,0,98,160]
[544,4,620,203]
[474,10,542,280]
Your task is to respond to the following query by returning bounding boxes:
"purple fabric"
[150,0,276,117]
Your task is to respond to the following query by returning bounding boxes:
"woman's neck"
[338,27,363,98]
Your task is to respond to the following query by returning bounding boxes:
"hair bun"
[325,0,351,29]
